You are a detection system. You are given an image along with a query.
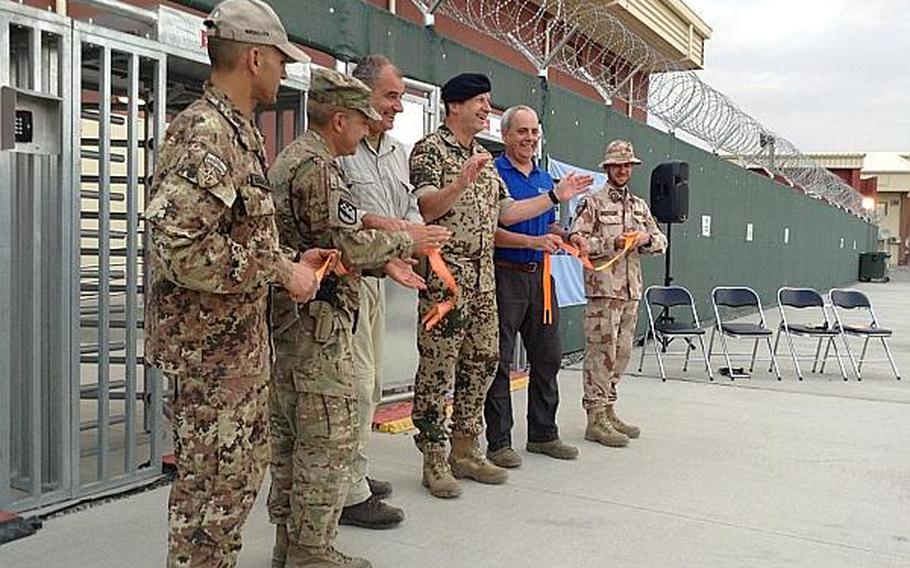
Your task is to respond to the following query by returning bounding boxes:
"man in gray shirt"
[338,55,421,529]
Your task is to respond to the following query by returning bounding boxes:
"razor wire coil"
[412,0,869,218]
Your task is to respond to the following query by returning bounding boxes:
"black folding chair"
[774,287,848,381]
[825,289,901,381]
[708,286,782,380]
[638,286,713,382]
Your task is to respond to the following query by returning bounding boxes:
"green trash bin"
[858,252,890,282]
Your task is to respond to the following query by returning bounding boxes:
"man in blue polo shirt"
[484,105,592,468]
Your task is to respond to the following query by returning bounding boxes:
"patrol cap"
[309,68,381,121]
[441,73,491,103]
[204,0,311,63]
[600,139,642,168]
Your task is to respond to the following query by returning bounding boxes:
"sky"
[683,0,910,152]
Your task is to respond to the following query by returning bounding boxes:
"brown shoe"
[585,410,629,447]
[339,495,404,530]
[422,449,462,499]
[526,438,579,460]
[286,545,371,568]
[272,524,288,568]
[366,477,392,500]
[605,406,641,438]
[449,436,508,484]
[486,447,522,468]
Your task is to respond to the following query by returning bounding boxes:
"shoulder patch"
[178,151,228,189]
[338,197,358,226]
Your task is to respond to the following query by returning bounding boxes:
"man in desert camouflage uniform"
[409,73,591,498]
[267,68,450,568]
[568,140,667,448]
[143,1,324,566]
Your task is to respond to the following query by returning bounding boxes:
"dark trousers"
[484,265,562,452]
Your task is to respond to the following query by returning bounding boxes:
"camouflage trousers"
[267,377,357,550]
[412,288,499,453]
[166,370,270,568]
[583,298,639,410]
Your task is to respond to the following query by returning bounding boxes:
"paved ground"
[3,272,909,568]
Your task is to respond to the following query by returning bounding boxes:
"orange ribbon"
[540,240,597,324]
[594,232,641,272]
[314,250,348,282]
[421,248,460,330]
[542,252,554,325]
[557,241,594,270]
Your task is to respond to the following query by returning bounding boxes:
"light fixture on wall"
[861,197,875,210]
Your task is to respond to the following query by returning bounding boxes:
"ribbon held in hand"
[556,241,594,270]
[540,240,597,324]
[314,250,349,282]
[594,231,641,272]
[421,248,460,331]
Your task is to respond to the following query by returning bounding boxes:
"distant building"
[810,152,910,265]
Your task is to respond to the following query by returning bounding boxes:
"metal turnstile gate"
[1,3,167,513]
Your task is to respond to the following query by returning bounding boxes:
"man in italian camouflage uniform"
[568,140,667,447]
[143,1,324,566]
[409,73,590,498]
[267,68,450,568]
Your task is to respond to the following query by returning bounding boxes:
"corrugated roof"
[862,152,910,173]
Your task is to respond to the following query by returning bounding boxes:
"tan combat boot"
[585,409,629,447]
[449,436,509,484]
[605,405,641,439]
[286,544,371,568]
[422,449,462,499]
[272,524,288,568]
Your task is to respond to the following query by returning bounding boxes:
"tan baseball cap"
[309,69,381,121]
[204,0,311,63]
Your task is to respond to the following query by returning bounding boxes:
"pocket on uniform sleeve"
[238,176,276,217]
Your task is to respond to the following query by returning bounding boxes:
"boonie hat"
[600,139,642,167]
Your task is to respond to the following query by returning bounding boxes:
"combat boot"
[272,524,288,568]
[449,436,509,484]
[526,438,579,460]
[339,494,404,529]
[422,449,462,499]
[286,544,371,568]
[585,410,629,447]
[605,405,640,439]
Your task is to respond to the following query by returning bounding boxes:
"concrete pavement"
[3,272,909,568]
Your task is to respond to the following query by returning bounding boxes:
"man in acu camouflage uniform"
[568,140,667,448]
[409,73,590,498]
[267,68,450,568]
[143,1,326,566]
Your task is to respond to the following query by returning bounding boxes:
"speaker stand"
[642,223,697,363]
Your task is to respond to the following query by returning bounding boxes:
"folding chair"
[825,289,901,381]
[638,286,713,382]
[774,287,848,381]
[708,287,782,380]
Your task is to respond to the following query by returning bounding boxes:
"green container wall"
[177,0,877,352]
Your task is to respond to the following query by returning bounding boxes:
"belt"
[495,259,543,273]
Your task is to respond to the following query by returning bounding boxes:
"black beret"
[441,73,491,103]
